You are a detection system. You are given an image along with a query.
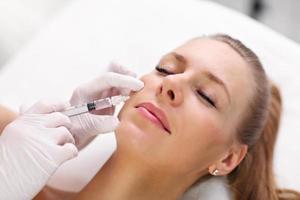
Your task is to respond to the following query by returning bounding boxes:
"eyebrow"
[169,52,187,64]
[167,52,231,103]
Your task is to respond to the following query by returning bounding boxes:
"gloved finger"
[79,114,119,136]
[25,100,70,114]
[19,103,32,114]
[45,112,72,129]
[119,88,132,96]
[107,61,137,77]
[71,72,144,102]
[105,86,131,96]
[51,126,75,145]
[56,143,78,165]
[99,72,144,92]
[107,62,139,96]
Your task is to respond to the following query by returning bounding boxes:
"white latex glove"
[69,62,144,149]
[0,101,78,200]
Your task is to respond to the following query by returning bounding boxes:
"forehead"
[172,39,247,75]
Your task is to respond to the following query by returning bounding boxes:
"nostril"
[167,90,175,100]
[159,86,163,93]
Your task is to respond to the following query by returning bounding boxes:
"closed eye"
[156,65,216,108]
[155,65,174,75]
[197,90,216,108]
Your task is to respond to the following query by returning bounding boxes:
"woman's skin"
[76,38,253,200]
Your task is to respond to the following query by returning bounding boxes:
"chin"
[115,113,147,144]
[114,119,147,160]
[115,99,167,155]
[115,110,158,154]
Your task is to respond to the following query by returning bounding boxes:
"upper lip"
[135,102,171,134]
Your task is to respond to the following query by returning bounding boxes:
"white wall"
[0,0,71,66]
[0,0,299,67]
[208,0,300,43]
[259,0,300,44]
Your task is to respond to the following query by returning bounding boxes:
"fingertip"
[51,112,72,129]
[54,101,71,112]
[107,60,121,71]
[89,115,120,133]
[108,61,137,77]
[120,88,131,96]
[132,79,144,91]
[110,116,120,128]
[107,116,120,132]
[19,103,31,114]
[61,114,72,129]
[62,143,78,159]
[117,74,144,91]
[55,126,75,145]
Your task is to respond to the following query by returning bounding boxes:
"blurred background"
[0,0,299,68]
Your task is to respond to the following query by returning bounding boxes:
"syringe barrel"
[62,105,89,117]
[94,97,112,110]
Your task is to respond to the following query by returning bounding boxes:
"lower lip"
[136,107,169,133]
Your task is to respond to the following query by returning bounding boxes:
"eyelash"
[196,90,216,108]
[155,65,216,108]
[155,65,174,75]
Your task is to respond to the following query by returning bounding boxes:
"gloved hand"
[0,101,78,200]
[69,62,144,149]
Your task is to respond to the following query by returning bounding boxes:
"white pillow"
[0,0,299,196]
[181,177,232,200]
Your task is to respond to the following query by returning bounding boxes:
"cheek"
[184,115,223,153]
[140,74,151,81]
[115,103,166,165]
[117,97,130,120]
[192,114,228,152]
[180,104,225,145]
[170,111,229,171]
[198,118,224,144]
[115,105,144,150]
[115,88,157,150]
[139,73,159,89]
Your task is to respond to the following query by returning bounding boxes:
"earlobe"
[208,145,248,176]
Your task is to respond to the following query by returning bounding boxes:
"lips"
[135,102,171,134]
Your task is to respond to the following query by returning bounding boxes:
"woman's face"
[116,38,254,175]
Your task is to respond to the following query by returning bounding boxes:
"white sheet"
[0,0,299,196]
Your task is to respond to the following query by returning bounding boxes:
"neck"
[77,150,197,200]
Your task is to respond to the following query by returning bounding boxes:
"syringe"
[61,95,129,117]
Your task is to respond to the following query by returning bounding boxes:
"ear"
[208,144,248,176]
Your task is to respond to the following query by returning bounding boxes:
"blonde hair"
[206,34,300,200]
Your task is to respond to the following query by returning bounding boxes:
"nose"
[157,76,183,107]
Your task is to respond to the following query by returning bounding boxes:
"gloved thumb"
[83,114,120,135]
[71,114,119,149]
[19,103,32,114]
[71,114,119,141]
